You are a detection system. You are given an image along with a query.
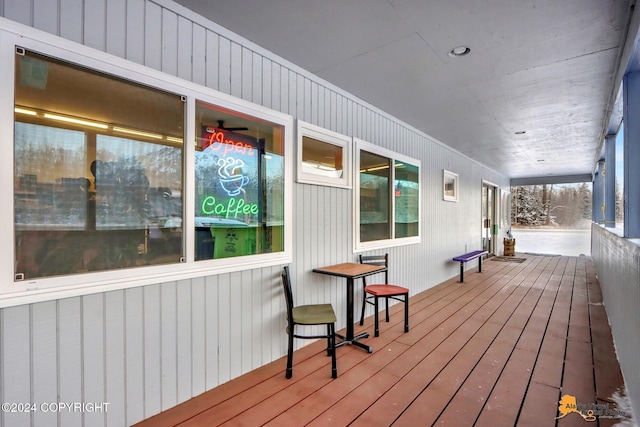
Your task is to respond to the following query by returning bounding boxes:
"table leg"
[335,277,372,353]
[346,277,354,338]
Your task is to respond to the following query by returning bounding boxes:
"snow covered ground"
[510,228,592,256]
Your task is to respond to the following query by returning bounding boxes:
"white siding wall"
[591,225,640,421]
[0,1,509,426]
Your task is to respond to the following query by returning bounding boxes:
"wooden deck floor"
[135,255,628,427]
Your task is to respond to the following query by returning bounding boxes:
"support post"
[592,162,604,225]
[604,135,616,227]
[623,71,640,237]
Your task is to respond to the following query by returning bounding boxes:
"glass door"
[482,183,498,255]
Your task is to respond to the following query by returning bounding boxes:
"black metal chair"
[358,254,409,337]
[281,266,337,379]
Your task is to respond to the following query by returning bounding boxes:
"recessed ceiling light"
[448,46,471,57]
[515,130,526,135]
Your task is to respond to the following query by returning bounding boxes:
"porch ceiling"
[174,0,637,180]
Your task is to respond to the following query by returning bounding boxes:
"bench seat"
[453,250,488,282]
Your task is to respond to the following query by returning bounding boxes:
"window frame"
[500,189,511,228]
[296,120,352,188]
[353,138,421,252]
[443,169,459,202]
[192,98,288,262]
[0,22,293,306]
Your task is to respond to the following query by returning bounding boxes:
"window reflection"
[14,50,184,280]
[15,124,88,229]
[95,135,182,230]
[394,162,419,238]
[301,136,343,179]
[359,150,391,242]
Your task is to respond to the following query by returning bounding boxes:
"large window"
[194,101,285,260]
[2,27,292,302]
[354,139,420,250]
[0,29,293,306]
[14,49,184,281]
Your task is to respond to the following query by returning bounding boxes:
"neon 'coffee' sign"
[201,195,259,219]
[199,127,261,220]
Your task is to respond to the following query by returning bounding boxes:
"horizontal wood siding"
[0,1,509,426]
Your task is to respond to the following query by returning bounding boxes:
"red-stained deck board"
[133,255,628,427]
[518,381,562,426]
[474,348,539,427]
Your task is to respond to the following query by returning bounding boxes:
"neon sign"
[217,157,249,196]
[201,196,259,219]
[202,128,255,156]
[197,126,262,222]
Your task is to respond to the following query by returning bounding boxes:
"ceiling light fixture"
[515,130,526,135]
[448,46,471,57]
[14,107,37,116]
[113,126,163,139]
[44,113,109,129]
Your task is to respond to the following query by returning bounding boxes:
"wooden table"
[312,262,386,353]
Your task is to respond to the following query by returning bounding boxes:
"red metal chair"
[358,254,409,337]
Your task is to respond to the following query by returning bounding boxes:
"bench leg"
[478,256,482,273]
[459,262,464,282]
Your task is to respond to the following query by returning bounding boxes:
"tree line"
[511,184,592,227]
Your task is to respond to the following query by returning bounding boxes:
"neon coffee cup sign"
[200,127,261,220]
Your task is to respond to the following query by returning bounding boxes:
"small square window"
[443,170,459,202]
[297,121,351,188]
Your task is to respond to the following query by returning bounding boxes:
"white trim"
[353,138,421,252]
[482,179,500,188]
[1,252,288,308]
[0,29,16,301]
[481,180,500,253]
[0,20,294,307]
[296,120,352,188]
[184,96,197,263]
[500,189,512,229]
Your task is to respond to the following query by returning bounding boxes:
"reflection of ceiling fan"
[217,120,248,132]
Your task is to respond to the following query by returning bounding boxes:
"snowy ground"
[510,228,592,256]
